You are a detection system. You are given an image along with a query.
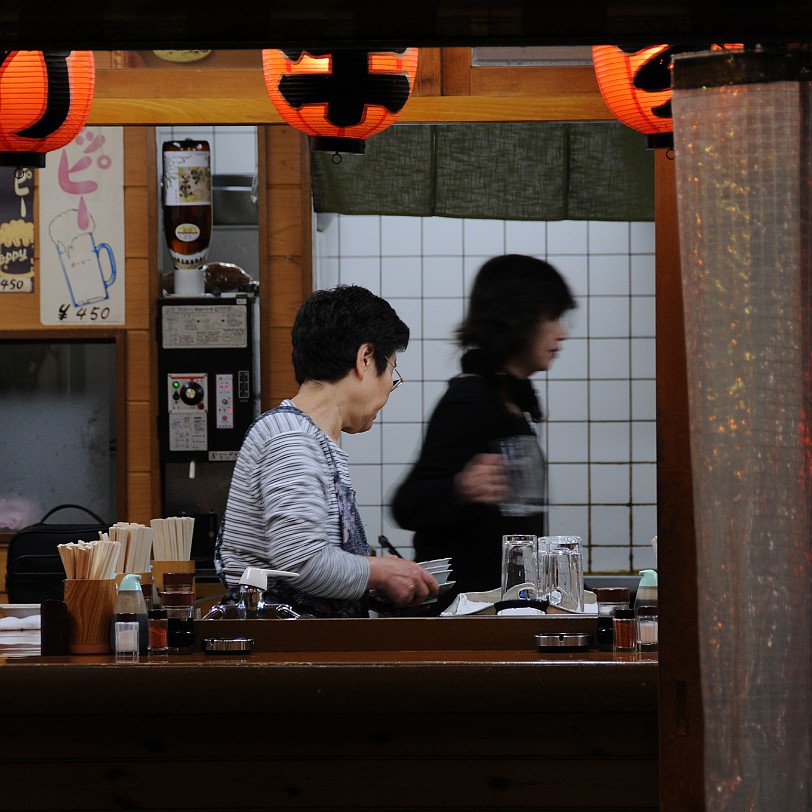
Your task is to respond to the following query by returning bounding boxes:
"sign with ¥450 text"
[39,126,125,325]
[0,166,35,293]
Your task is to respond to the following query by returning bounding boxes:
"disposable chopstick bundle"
[57,539,121,580]
[109,522,154,573]
[150,516,194,560]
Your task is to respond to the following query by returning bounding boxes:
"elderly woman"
[392,255,576,608]
[216,285,437,617]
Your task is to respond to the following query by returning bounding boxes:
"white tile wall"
[159,129,658,574]
[314,214,658,573]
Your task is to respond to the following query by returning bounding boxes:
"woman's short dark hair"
[292,285,410,384]
[457,254,576,364]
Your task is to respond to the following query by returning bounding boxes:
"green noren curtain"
[311,122,655,221]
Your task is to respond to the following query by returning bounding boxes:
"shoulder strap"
[40,504,107,525]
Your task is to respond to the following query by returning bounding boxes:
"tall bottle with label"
[162,139,212,294]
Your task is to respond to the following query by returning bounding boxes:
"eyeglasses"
[387,358,404,391]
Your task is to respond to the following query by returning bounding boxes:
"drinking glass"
[538,536,584,612]
[498,435,546,517]
[500,535,539,601]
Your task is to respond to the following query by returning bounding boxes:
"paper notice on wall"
[0,167,35,293]
[39,127,126,325]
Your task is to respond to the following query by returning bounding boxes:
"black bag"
[5,504,110,604]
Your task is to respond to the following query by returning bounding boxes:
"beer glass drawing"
[48,209,116,307]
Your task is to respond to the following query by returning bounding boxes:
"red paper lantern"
[0,50,95,168]
[592,45,675,149]
[262,48,419,153]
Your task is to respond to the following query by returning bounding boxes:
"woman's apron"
[217,404,371,617]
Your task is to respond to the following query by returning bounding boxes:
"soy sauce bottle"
[162,139,212,272]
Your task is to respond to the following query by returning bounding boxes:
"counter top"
[1,616,657,716]
[0,617,659,811]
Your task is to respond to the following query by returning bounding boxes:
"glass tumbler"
[538,536,584,612]
[500,535,539,601]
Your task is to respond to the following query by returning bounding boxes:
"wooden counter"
[0,617,658,811]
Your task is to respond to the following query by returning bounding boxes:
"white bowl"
[419,558,452,569]
[429,568,453,585]
[421,562,451,573]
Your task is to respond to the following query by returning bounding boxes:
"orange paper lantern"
[592,45,675,149]
[0,50,95,167]
[262,48,419,153]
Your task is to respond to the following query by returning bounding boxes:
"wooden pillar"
[258,125,313,410]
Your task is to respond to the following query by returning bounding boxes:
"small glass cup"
[500,535,539,601]
[613,608,637,652]
[538,536,584,612]
[636,604,659,652]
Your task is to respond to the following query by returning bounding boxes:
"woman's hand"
[454,452,508,505]
[366,555,439,607]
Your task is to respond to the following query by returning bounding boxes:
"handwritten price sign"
[0,166,35,294]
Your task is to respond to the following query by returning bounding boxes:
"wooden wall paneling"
[144,128,162,521]
[125,401,152,473]
[259,126,312,410]
[126,471,154,522]
[121,126,161,523]
[413,47,442,96]
[441,47,472,95]
[654,152,704,811]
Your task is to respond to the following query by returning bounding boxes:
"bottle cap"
[116,612,138,622]
[613,608,635,619]
[637,604,659,617]
[638,569,658,587]
[159,590,195,606]
[118,573,143,592]
[594,587,630,603]
[148,608,168,620]
[163,572,194,591]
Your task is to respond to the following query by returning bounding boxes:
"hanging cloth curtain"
[311,121,654,221]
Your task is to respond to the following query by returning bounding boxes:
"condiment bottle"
[594,587,630,651]
[636,604,659,652]
[40,598,69,656]
[162,139,212,290]
[114,612,139,661]
[160,591,196,654]
[612,608,636,652]
[634,569,658,614]
[148,608,169,655]
[110,574,149,655]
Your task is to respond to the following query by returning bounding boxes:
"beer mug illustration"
[48,209,117,307]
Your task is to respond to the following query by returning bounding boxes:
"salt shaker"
[114,612,140,661]
[636,604,659,652]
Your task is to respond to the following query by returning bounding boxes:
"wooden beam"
[90,65,612,125]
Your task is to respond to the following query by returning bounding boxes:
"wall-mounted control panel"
[157,295,259,464]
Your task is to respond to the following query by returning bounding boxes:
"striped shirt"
[216,400,370,600]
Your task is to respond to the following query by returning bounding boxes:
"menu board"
[0,166,35,293]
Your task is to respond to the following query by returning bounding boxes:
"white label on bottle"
[175,223,201,242]
[163,149,212,206]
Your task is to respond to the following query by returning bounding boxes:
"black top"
[392,350,547,609]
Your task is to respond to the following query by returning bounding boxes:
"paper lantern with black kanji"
[262,48,419,154]
[592,45,674,149]
[0,50,95,168]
